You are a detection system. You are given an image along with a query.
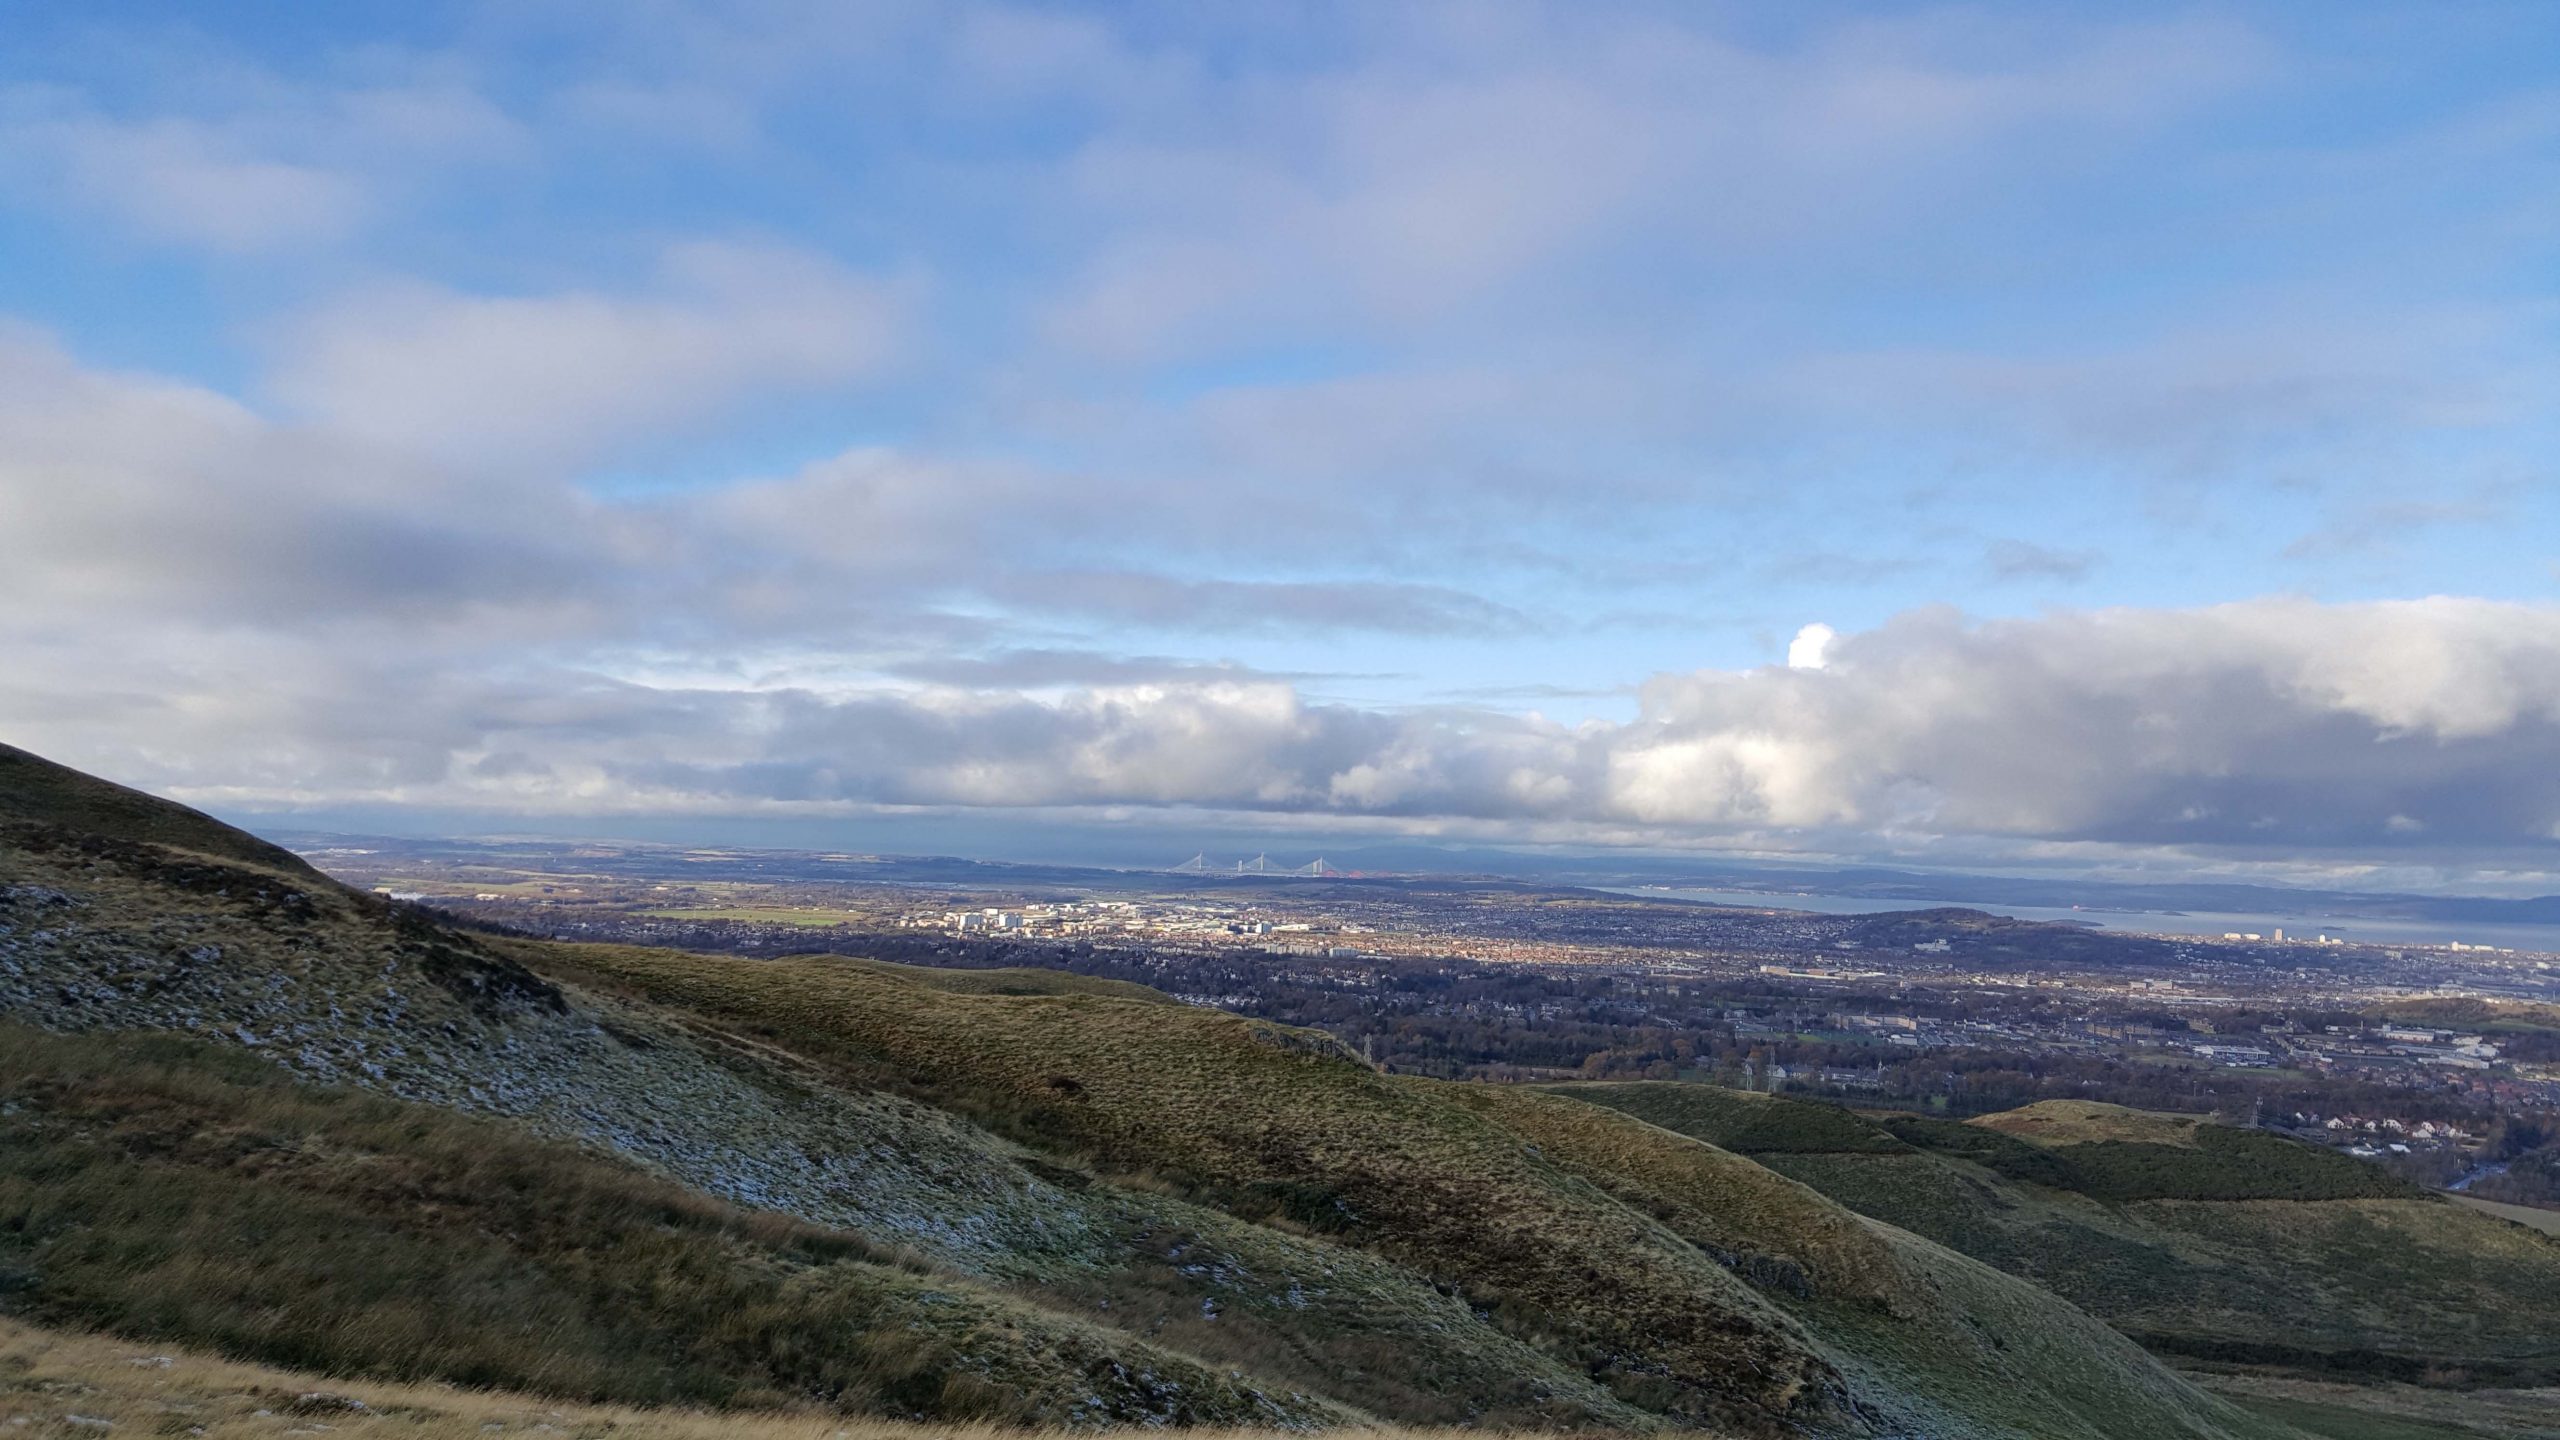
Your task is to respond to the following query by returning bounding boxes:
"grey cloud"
[1983,539,2099,582]
[15,597,2560,864]
[266,242,906,474]
[0,72,526,253]
[1034,9,2267,363]
[2281,497,2503,560]
[0,333,1523,648]
[989,572,1533,637]
[884,649,1388,690]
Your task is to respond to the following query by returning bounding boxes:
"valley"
[6,742,2560,1439]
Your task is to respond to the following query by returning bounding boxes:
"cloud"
[11,521,2559,864]
[5,2,2556,887]
[1035,9,2266,363]
[2281,497,2504,559]
[1786,623,1836,670]
[0,331,1524,657]
[0,328,606,633]
[883,649,1373,690]
[266,242,906,472]
[10,113,369,251]
[987,572,1530,637]
[1983,539,2099,582]
[0,78,525,253]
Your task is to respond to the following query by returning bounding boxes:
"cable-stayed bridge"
[1170,853,1335,877]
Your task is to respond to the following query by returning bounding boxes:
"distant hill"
[1552,1083,2560,1386]
[0,740,2303,1438]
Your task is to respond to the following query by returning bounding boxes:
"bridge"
[1170,853,1335,877]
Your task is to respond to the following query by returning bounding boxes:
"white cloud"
[1035,10,2266,363]
[0,78,525,253]
[266,242,907,472]
[23,115,370,252]
[1786,623,1835,670]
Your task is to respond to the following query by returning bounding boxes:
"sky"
[1,1,2557,892]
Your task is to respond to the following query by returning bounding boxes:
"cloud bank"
[1,2,2554,882]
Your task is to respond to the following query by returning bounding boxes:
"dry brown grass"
[2449,1194,2560,1237]
[1970,1100,2204,1148]
[506,942,2299,1440]
[0,743,318,879]
[0,1315,1517,1440]
[2192,1368,2560,1440]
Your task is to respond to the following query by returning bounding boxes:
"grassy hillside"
[0,1024,1343,1427]
[0,742,316,877]
[518,941,2287,1439]
[2,741,2297,1437]
[0,754,1647,1431]
[1553,1082,2560,1385]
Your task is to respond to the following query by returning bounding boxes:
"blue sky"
[2,2,2556,888]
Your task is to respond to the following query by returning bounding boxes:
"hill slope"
[1553,1083,2560,1386]
[0,742,316,877]
[0,742,2296,1437]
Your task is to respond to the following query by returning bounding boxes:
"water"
[1605,886,2560,956]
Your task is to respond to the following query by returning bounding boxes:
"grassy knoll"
[0,1024,1347,1428]
[518,941,2292,1440]
[1557,1081,2560,1387]
[0,743,316,878]
[1543,1082,1910,1156]
[1971,1098,2207,1147]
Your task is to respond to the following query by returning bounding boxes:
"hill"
[0,742,2295,1437]
[0,742,316,877]
[1551,1083,2560,1386]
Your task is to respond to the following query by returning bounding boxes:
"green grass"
[0,1024,1350,1429]
[0,742,2341,1438]
[2054,1128,2421,1203]
[2224,1395,2493,1440]
[516,941,2291,1440]
[1971,1099,2207,1147]
[1537,1082,1909,1155]
[1552,1080,2560,1388]
[2451,1193,2560,1235]
[0,741,316,878]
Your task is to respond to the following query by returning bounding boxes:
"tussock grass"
[0,744,2325,1438]
[1560,1083,2560,1387]
[515,942,2295,1440]
[0,743,317,879]
[1533,1084,1906,1157]
[1968,1100,2206,1148]
[0,1025,1350,1429]
[2196,1370,2560,1440]
[0,1314,1517,1440]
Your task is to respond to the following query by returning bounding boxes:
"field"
[2451,1193,2560,1236]
[635,905,857,926]
[2198,1371,2560,1440]
[1551,1082,2560,1385]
